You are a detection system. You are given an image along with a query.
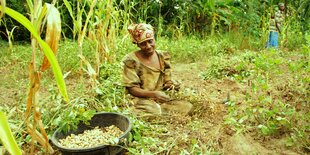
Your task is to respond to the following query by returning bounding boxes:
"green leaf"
[63,0,74,20]
[0,111,22,155]
[0,6,69,102]
[133,130,141,141]
[238,115,248,124]
[258,124,270,135]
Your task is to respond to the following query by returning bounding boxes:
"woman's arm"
[127,86,170,103]
[160,51,180,91]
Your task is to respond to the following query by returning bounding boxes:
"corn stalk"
[5,25,17,52]
[63,0,84,40]
[84,0,133,88]
[77,0,97,80]
[91,0,132,66]
[0,19,17,52]
[26,1,49,153]
[91,0,115,66]
[63,0,97,78]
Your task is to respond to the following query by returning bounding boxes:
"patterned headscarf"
[128,23,154,44]
[278,3,284,7]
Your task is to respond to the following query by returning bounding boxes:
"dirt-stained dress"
[122,50,192,115]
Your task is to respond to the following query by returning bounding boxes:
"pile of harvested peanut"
[59,125,124,148]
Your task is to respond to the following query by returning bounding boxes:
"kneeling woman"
[122,23,193,116]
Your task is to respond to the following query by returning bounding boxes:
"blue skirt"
[267,31,279,48]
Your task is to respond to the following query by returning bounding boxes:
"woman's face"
[137,39,155,55]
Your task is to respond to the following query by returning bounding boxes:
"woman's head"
[128,23,156,55]
[278,3,285,11]
[128,23,155,44]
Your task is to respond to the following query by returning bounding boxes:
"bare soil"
[166,62,305,154]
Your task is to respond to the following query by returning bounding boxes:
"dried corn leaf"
[25,62,40,122]
[41,3,61,72]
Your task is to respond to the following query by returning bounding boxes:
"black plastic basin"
[51,112,132,155]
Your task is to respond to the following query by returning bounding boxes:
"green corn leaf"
[25,0,34,14]
[0,111,22,155]
[0,6,69,102]
[63,0,74,20]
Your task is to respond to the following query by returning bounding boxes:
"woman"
[267,13,279,48]
[122,23,193,115]
[267,3,285,49]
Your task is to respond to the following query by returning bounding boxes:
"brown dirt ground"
[168,62,304,155]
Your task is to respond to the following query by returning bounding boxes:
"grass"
[0,33,309,154]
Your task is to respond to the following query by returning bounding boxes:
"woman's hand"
[163,81,180,91]
[153,91,171,103]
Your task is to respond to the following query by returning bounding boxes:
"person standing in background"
[267,3,285,49]
[275,3,285,34]
[267,13,278,48]
[276,2,286,47]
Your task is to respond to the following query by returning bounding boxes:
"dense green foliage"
[1,0,309,41]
